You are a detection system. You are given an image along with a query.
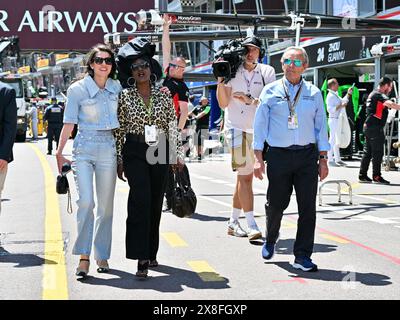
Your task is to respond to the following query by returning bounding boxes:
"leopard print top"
[113,85,183,164]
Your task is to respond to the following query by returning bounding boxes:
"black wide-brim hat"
[116,37,162,88]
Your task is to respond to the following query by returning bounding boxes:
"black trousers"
[265,146,319,259]
[47,125,61,152]
[359,125,385,177]
[123,140,169,260]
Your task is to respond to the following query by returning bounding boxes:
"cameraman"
[217,36,275,240]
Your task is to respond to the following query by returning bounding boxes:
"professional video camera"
[212,39,247,83]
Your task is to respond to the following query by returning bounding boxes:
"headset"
[242,36,265,61]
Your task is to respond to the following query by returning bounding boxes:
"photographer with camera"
[216,36,275,240]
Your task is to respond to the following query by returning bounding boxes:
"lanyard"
[243,69,257,94]
[282,79,303,116]
[140,95,154,119]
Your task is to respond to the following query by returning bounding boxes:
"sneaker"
[292,257,318,272]
[358,175,372,183]
[247,227,262,240]
[162,202,172,212]
[227,220,247,237]
[261,242,275,260]
[373,175,390,184]
[47,151,52,155]
[335,161,347,166]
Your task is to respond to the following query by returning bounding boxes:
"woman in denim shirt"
[56,44,122,277]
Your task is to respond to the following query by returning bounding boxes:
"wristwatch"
[319,155,328,160]
[245,94,254,105]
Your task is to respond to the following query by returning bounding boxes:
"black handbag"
[56,175,69,194]
[56,163,73,214]
[171,169,197,218]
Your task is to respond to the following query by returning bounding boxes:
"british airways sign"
[0,1,152,50]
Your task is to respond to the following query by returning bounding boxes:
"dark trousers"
[359,126,385,177]
[47,125,61,152]
[165,164,191,207]
[265,146,318,259]
[123,140,169,260]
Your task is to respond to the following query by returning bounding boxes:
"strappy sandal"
[149,259,158,268]
[96,260,110,273]
[76,258,90,277]
[136,260,149,278]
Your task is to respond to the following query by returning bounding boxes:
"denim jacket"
[64,75,122,130]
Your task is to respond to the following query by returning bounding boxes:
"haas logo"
[317,47,325,62]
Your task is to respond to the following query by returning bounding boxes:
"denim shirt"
[254,77,330,152]
[64,75,122,130]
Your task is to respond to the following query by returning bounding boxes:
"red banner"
[0,1,152,50]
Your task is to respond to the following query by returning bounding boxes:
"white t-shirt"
[224,63,275,133]
[326,89,349,119]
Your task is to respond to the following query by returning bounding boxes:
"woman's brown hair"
[85,44,117,79]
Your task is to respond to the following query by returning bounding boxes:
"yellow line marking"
[28,144,68,300]
[281,221,297,229]
[319,233,350,244]
[341,183,360,193]
[161,232,188,247]
[187,261,225,282]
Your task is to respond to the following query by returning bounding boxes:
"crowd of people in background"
[2,13,400,279]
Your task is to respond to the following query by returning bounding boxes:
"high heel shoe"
[136,260,149,278]
[96,260,110,273]
[76,258,90,277]
[149,259,158,268]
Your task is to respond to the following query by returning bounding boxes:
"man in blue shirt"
[253,46,330,272]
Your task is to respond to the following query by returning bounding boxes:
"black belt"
[274,143,315,150]
[125,133,146,143]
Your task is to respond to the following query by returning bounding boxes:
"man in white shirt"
[27,102,38,140]
[217,36,275,240]
[326,78,353,166]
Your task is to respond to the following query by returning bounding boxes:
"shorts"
[225,128,255,175]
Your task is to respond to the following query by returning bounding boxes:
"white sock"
[230,208,241,223]
[245,211,258,229]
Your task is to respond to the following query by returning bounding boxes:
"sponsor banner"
[18,66,31,74]
[0,0,151,50]
[37,58,49,69]
[55,53,69,61]
[269,36,400,71]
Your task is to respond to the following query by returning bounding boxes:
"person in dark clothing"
[114,55,183,278]
[0,81,17,214]
[359,76,400,184]
[189,96,211,160]
[43,97,64,155]
[162,13,191,212]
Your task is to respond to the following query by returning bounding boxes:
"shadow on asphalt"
[189,212,229,222]
[264,261,392,286]
[274,239,338,255]
[318,203,400,220]
[77,264,230,291]
[0,246,57,267]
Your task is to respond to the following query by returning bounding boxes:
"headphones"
[242,36,265,61]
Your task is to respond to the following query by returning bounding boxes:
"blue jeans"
[71,130,117,260]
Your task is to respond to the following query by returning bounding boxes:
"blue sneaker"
[262,242,275,260]
[292,257,318,272]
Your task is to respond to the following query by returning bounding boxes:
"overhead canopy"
[0,41,11,54]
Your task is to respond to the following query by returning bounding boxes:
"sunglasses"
[131,61,150,71]
[93,57,113,65]
[169,63,185,69]
[283,58,303,67]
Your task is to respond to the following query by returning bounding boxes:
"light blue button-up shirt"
[253,77,330,151]
[64,75,122,130]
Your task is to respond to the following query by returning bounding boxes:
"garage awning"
[0,41,11,54]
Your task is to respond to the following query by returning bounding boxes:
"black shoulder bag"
[171,169,197,218]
